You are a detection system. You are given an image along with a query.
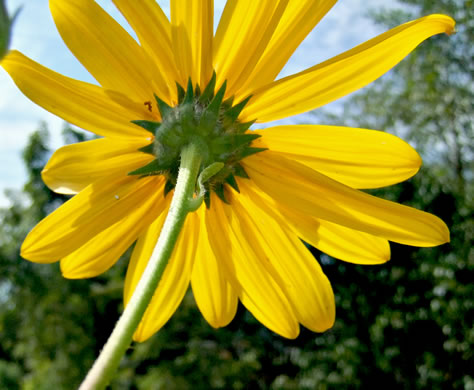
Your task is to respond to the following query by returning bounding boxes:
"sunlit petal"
[112,0,178,102]
[50,0,156,103]
[1,51,152,138]
[192,205,238,328]
[244,151,450,247]
[214,0,289,97]
[61,179,167,278]
[207,194,300,339]
[21,176,160,263]
[254,125,421,189]
[237,0,336,100]
[242,15,455,122]
[171,0,213,87]
[237,182,335,332]
[282,208,390,265]
[42,138,153,195]
[243,181,391,265]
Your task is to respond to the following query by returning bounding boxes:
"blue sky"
[0,0,396,207]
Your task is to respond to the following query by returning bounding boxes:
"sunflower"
[1,0,453,343]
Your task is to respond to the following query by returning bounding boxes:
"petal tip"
[441,225,451,244]
[60,269,81,280]
[20,235,37,261]
[20,239,57,264]
[441,15,456,35]
[60,260,85,280]
[282,325,300,340]
[132,327,152,343]
[433,217,451,246]
[307,310,336,334]
[418,217,450,247]
[422,14,455,34]
[19,243,31,260]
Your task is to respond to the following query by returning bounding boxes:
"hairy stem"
[79,143,202,390]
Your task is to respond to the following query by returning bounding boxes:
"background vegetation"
[0,0,472,388]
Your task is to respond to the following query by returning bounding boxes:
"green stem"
[79,143,202,390]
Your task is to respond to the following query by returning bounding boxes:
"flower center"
[129,73,265,206]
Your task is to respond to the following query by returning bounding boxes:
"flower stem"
[79,143,202,390]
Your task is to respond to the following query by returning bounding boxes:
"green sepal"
[164,180,175,196]
[156,125,183,148]
[128,159,167,176]
[233,163,249,179]
[176,82,186,104]
[154,94,173,118]
[184,78,194,104]
[222,96,234,111]
[194,84,201,97]
[199,71,216,104]
[198,110,219,137]
[204,191,211,209]
[131,120,160,135]
[180,104,197,136]
[138,143,155,155]
[198,80,223,135]
[214,183,229,204]
[211,133,261,154]
[237,147,267,160]
[207,81,227,116]
[130,72,262,205]
[225,174,240,193]
[224,95,252,123]
[235,120,256,134]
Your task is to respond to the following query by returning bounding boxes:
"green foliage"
[0,0,20,60]
[0,125,122,388]
[0,0,471,388]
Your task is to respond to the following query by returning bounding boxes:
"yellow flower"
[1,0,453,342]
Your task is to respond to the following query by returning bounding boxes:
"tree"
[309,0,473,387]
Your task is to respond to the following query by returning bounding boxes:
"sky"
[0,0,397,207]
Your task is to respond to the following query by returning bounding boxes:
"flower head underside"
[1,0,454,342]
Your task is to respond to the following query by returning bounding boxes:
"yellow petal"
[50,0,155,103]
[285,208,390,265]
[42,138,153,195]
[21,175,159,263]
[243,180,390,265]
[112,0,178,102]
[237,0,336,100]
[244,151,450,247]
[254,125,421,189]
[241,14,455,122]
[207,193,300,339]
[213,0,289,97]
[171,0,213,87]
[191,205,238,328]
[60,178,167,279]
[1,51,150,139]
[127,206,199,342]
[123,197,169,307]
[237,182,335,332]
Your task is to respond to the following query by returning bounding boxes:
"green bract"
[129,72,265,206]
